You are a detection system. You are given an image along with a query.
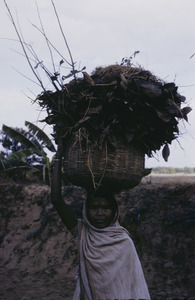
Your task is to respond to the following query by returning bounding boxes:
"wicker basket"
[63,137,145,192]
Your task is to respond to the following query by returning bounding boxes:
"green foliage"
[152,167,195,174]
[0,122,56,184]
[4,149,35,162]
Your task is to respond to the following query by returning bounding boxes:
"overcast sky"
[0,0,195,168]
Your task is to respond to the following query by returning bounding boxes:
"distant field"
[142,173,195,184]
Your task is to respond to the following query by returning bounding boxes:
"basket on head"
[62,137,145,192]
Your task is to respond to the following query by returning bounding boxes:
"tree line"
[152,167,195,174]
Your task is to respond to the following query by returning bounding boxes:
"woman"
[51,143,150,300]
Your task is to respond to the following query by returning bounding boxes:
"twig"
[11,65,41,87]
[51,0,77,81]
[10,44,54,89]
[28,23,72,67]
[5,3,60,93]
[3,0,46,91]
[35,1,56,74]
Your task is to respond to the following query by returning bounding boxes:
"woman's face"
[87,196,114,228]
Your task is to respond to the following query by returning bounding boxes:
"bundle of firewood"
[37,64,191,161]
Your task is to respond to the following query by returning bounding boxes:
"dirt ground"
[0,175,194,300]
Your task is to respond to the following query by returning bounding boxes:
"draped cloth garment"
[73,202,150,300]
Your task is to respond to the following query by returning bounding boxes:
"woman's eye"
[90,206,98,210]
[103,206,111,210]
[89,206,111,210]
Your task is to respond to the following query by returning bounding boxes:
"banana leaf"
[25,121,56,152]
[2,125,42,155]
[5,149,37,162]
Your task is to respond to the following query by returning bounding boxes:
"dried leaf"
[87,105,103,115]
[74,116,91,129]
[120,80,127,90]
[94,82,117,91]
[175,93,186,103]
[81,66,86,71]
[40,115,56,125]
[166,98,183,117]
[156,109,172,122]
[163,83,177,95]
[162,143,170,162]
[120,73,128,90]
[181,106,192,122]
[139,81,162,98]
[82,72,95,86]
[125,132,134,143]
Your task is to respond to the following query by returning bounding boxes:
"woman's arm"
[51,140,77,230]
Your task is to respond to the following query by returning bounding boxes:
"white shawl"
[73,203,150,300]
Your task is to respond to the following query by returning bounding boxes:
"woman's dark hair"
[86,189,117,214]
